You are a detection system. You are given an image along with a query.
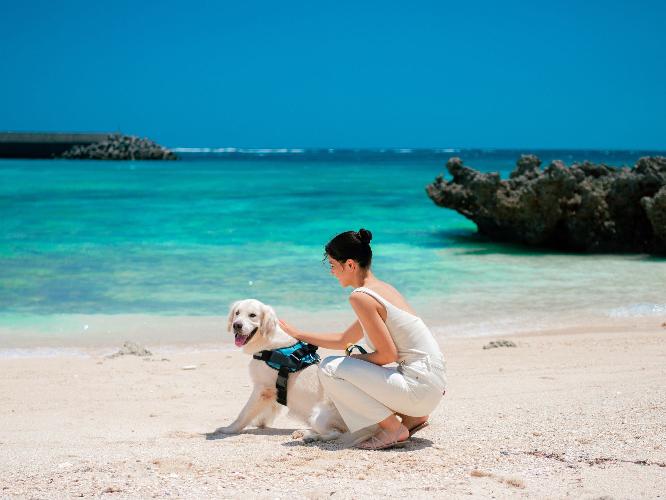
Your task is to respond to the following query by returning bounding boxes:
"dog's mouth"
[234,327,258,347]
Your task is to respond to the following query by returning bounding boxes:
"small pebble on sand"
[483,340,517,349]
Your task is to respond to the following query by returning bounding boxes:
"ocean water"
[1,149,665,346]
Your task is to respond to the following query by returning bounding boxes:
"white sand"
[1,318,665,498]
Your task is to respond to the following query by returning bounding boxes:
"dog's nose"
[233,321,243,330]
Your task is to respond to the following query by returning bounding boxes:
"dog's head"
[227,298,278,350]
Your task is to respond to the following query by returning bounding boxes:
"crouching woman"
[279,229,446,449]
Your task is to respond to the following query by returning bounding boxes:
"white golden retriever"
[216,298,347,441]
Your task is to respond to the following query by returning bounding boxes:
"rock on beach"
[426,155,666,254]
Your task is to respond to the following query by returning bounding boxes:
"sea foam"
[607,303,666,318]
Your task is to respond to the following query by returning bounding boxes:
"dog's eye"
[235,311,239,315]
[249,313,256,318]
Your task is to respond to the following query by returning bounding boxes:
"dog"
[216,298,347,442]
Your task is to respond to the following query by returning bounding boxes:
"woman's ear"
[260,304,278,335]
[227,300,241,332]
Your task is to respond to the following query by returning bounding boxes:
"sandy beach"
[1,317,664,499]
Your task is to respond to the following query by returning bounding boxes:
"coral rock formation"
[426,155,666,253]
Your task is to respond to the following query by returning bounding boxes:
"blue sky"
[1,0,665,149]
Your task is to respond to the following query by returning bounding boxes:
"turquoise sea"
[1,149,665,348]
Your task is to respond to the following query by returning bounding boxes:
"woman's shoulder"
[350,281,391,298]
[352,282,417,315]
[361,281,401,299]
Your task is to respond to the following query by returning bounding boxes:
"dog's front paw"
[292,429,320,443]
[303,433,320,443]
[216,426,240,435]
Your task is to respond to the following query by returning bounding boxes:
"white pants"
[318,355,445,434]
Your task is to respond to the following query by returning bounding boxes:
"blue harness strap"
[253,341,320,405]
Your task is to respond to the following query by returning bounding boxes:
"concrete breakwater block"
[61,133,177,160]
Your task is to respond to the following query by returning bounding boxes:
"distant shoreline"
[0,132,112,159]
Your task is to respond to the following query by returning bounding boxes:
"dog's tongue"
[234,334,246,347]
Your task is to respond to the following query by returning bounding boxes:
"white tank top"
[351,286,446,371]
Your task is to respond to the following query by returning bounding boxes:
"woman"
[279,228,447,450]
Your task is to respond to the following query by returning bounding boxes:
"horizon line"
[170,146,666,153]
[2,132,665,153]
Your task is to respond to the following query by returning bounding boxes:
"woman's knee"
[319,355,345,378]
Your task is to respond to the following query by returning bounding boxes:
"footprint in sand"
[164,430,202,439]
[151,457,195,474]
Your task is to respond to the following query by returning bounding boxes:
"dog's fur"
[217,298,347,441]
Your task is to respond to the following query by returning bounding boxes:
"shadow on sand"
[204,427,299,441]
[281,436,435,451]
[204,427,435,451]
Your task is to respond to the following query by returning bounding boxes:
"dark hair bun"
[358,228,372,245]
[324,229,373,268]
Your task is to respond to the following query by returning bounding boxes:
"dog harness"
[253,341,320,406]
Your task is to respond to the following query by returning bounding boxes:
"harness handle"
[253,341,320,407]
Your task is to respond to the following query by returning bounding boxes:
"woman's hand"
[278,318,302,340]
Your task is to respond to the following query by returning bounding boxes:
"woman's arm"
[278,318,364,350]
[348,293,399,366]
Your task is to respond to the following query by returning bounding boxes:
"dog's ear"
[227,300,241,332]
[260,304,278,335]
